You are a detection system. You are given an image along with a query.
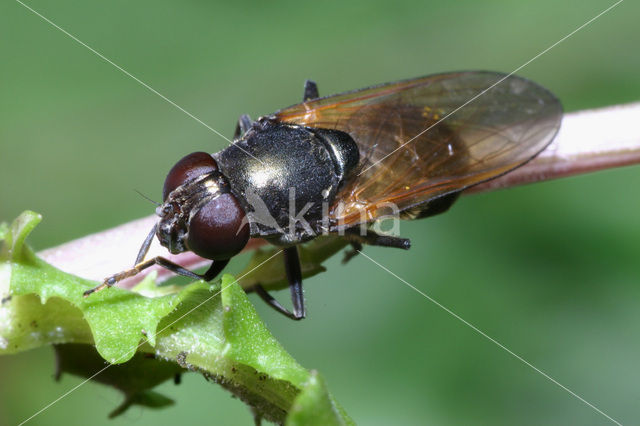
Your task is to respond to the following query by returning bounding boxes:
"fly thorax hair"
[156,172,227,254]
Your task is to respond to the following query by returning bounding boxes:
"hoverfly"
[84,71,562,320]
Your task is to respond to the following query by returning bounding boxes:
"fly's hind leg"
[340,229,410,264]
[234,114,253,139]
[254,246,305,320]
[303,80,319,101]
[344,228,411,251]
[342,241,363,264]
[340,193,459,261]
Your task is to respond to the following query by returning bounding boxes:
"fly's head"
[156,152,250,260]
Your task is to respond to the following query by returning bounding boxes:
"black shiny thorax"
[214,118,359,245]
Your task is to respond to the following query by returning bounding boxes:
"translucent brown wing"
[273,71,562,228]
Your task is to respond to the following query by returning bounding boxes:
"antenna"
[134,189,161,206]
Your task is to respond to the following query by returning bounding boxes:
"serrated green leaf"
[221,275,309,386]
[5,210,42,260]
[0,211,353,423]
[6,247,206,362]
[286,371,354,426]
[54,343,181,419]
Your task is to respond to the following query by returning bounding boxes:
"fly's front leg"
[84,257,201,296]
[254,246,306,320]
[234,114,253,139]
[303,80,319,101]
[84,257,229,297]
[135,223,157,264]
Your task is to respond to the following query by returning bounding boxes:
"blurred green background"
[1,0,639,424]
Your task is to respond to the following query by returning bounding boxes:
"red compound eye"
[186,193,250,261]
[163,152,218,201]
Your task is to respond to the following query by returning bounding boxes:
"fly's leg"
[84,257,198,296]
[303,80,319,101]
[84,222,230,297]
[84,257,229,297]
[134,223,157,264]
[345,229,411,250]
[234,114,253,139]
[254,246,305,320]
[340,230,410,263]
[342,241,363,264]
[201,258,230,281]
[284,246,306,319]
